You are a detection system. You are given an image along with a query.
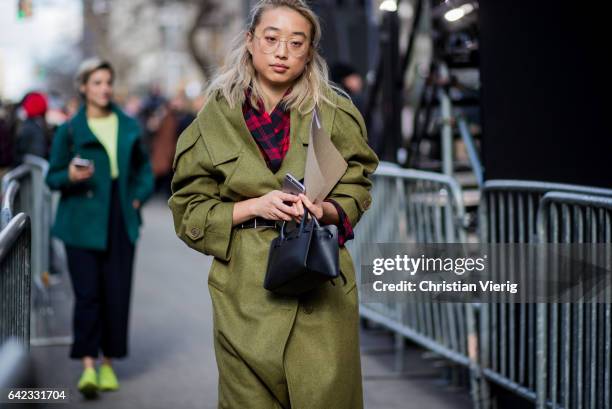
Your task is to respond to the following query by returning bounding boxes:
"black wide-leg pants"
[65,180,135,359]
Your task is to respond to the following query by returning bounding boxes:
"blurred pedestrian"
[123,94,142,118]
[0,101,15,169]
[45,58,154,399]
[169,0,378,407]
[64,95,81,119]
[13,91,49,164]
[150,93,195,198]
[330,62,366,115]
[138,84,167,152]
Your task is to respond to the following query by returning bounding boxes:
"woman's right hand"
[252,190,300,221]
[68,161,95,183]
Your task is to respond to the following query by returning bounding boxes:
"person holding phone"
[45,58,154,398]
[169,1,378,407]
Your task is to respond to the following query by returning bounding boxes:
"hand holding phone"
[281,173,307,223]
[282,173,306,196]
[72,157,93,169]
[69,156,95,182]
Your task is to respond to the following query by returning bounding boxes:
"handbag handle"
[279,207,314,240]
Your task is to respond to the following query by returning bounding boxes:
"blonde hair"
[203,0,344,114]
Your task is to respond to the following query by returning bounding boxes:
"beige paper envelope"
[304,109,348,202]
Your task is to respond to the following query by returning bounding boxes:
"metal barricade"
[351,165,478,399]
[1,156,70,346]
[1,155,50,283]
[22,155,52,290]
[536,192,612,409]
[348,162,401,318]
[0,213,31,347]
[478,180,612,407]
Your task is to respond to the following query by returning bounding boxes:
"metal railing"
[478,180,612,244]
[438,87,454,177]
[1,155,51,283]
[351,165,479,400]
[457,117,483,188]
[536,192,612,409]
[355,173,612,408]
[0,213,31,347]
[1,155,70,346]
[478,180,612,408]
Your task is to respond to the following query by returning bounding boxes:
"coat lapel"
[71,107,100,147]
[196,95,277,197]
[114,106,139,179]
[71,104,139,171]
[195,91,337,199]
[275,108,311,184]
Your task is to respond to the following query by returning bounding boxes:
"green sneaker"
[77,367,98,398]
[98,364,120,391]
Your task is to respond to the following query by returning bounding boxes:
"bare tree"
[149,0,236,82]
[80,0,242,92]
[81,0,133,90]
[81,0,111,59]
[186,0,218,80]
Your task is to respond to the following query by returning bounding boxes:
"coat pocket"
[206,230,240,292]
[344,278,357,294]
[339,248,357,294]
[341,270,357,294]
[207,259,227,292]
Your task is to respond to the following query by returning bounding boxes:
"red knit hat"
[22,92,48,118]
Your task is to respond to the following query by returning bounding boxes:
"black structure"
[311,0,376,78]
[479,1,612,188]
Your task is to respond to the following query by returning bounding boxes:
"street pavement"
[31,197,473,409]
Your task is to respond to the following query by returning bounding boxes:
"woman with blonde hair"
[46,58,154,398]
[169,1,378,407]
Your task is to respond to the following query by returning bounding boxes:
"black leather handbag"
[264,208,340,296]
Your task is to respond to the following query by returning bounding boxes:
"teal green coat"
[169,86,379,408]
[45,105,154,250]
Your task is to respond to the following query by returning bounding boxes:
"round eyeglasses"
[252,33,310,58]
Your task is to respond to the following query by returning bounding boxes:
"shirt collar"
[243,86,292,115]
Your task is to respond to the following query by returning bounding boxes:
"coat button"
[86,191,93,198]
[190,227,201,238]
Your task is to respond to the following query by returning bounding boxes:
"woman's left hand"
[297,193,323,222]
[132,199,141,210]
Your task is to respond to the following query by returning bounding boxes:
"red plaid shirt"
[242,88,354,245]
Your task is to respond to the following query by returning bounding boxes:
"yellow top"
[87,113,119,179]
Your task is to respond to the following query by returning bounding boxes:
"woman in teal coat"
[45,58,154,398]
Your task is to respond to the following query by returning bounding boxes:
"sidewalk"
[32,197,473,409]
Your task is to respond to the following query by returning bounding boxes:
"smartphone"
[282,173,306,195]
[72,157,93,169]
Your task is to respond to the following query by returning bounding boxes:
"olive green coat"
[169,87,379,409]
[46,105,154,250]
